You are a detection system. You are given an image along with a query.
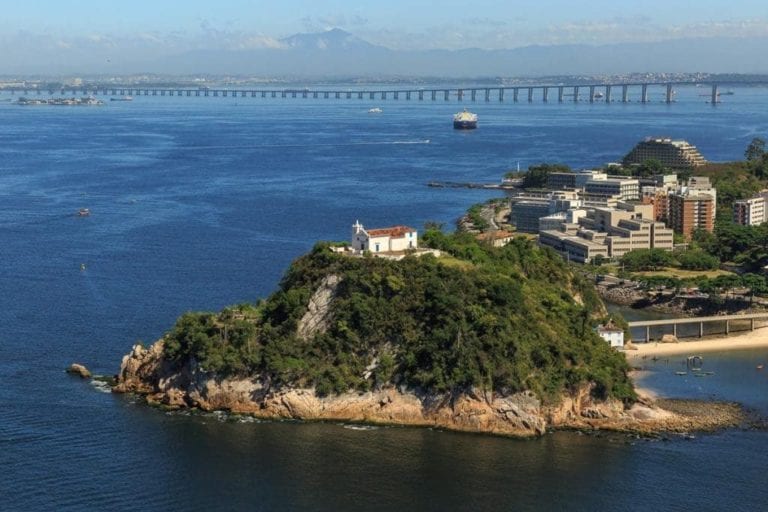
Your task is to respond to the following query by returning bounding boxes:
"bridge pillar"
[470,89,476,101]
[418,90,424,101]
[589,85,595,103]
[261,91,265,98]
[699,322,704,338]
[370,92,375,100]
[527,87,533,102]
[751,318,755,331]
[358,92,364,99]
[324,92,329,99]
[665,83,673,104]
[646,326,650,342]
[605,85,612,103]
[641,84,648,103]
[622,85,629,102]
[281,91,286,98]
[335,92,341,99]
[152,90,157,96]
[673,324,677,337]
[382,92,387,100]
[394,91,399,100]
[498,88,504,102]
[431,90,436,101]
[711,84,719,104]
[725,319,730,335]
[485,88,490,102]
[513,88,519,102]
[457,89,463,101]
[542,87,549,103]
[406,91,411,100]
[241,91,247,98]
[291,91,296,98]
[347,92,352,99]
[272,91,277,98]
[444,90,449,101]
[558,86,564,102]
[196,91,200,97]
[573,86,579,102]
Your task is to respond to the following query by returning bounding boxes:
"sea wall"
[113,342,743,437]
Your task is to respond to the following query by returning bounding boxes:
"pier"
[2,80,764,105]
[628,312,768,342]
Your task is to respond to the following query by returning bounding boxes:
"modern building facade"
[668,194,715,238]
[623,137,707,168]
[584,177,640,201]
[733,196,766,226]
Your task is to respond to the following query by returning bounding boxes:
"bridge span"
[2,81,760,105]
[628,312,768,342]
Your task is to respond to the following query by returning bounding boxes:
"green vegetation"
[620,249,676,271]
[521,163,571,189]
[162,232,635,404]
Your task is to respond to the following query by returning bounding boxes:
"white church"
[351,220,418,254]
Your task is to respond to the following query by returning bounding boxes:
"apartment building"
[623,137,707,168]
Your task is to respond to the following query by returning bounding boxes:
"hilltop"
[112,228,747,436]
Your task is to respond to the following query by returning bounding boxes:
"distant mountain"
[152,31,768,77]
[5,28,766,77]
[279,28,379,51]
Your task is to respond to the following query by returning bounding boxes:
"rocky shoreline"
[597,281,766,317]
[112,341,747,438]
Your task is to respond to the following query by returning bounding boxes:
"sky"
[3,0,768,51]
[1,1,767,75]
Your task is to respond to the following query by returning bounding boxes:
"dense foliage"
[163,233,634,404]
[521,163,571,189]
[620,249,675,271]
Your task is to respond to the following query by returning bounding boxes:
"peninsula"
[113,227,743,436]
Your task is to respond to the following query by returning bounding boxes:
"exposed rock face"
[297,274,341,341]
[66,363,92,379]
[112,341,741,437]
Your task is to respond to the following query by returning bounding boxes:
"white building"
[734,196,766,226]
[596,322,625,348]
[584,177,640,201]
[351,221,418,253]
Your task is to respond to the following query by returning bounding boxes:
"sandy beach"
[624,327,768,358]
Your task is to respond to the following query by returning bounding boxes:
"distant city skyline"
[3,0,768,51]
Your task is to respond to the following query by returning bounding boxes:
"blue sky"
[3,0,768,49]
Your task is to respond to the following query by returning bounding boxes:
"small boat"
[593,91,604,99]
[453,108,478,129]
[675,371,687,376]
[368,107,383,114]
[756,364,764,370]
[80,263,87,271]
[78,208,91,217]
[110,96,133,102]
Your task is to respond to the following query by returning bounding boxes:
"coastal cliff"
[113,234,743,436]
[115,340,741,436]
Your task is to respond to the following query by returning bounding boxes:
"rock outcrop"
[297,274,340,341]
[66,363,92,379]
[112,341,742,437]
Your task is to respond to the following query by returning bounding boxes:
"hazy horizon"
[2,1,768,76]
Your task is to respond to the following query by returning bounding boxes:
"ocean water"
[1,87,767,511]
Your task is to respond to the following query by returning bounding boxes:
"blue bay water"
[1,87,768,511]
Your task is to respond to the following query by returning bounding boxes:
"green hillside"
[161,231,635,404]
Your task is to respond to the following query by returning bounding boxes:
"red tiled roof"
[366,225,416,238]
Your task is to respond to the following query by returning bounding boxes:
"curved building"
[623,137,706,169]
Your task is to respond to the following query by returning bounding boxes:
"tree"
[745,137,766,162]
[676,249,720,271]
[620,249,675,271]
[521,163,571,189]
[636,159,666,177]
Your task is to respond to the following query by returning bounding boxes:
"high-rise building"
[668,193,715,238]
[623,137,707,168]
[584,178,640,201]
[733,196,766,226]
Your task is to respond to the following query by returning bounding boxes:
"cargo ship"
[453,109,477,129]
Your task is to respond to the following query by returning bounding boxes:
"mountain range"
[155,29,768,77]
[5,28,768,77]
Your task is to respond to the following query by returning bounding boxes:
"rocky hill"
[113,231,741,436]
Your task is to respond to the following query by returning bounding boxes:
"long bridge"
[2,81,764,104]
[628,312,768,342]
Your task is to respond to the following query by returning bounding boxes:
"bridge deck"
[628,312,768,327]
